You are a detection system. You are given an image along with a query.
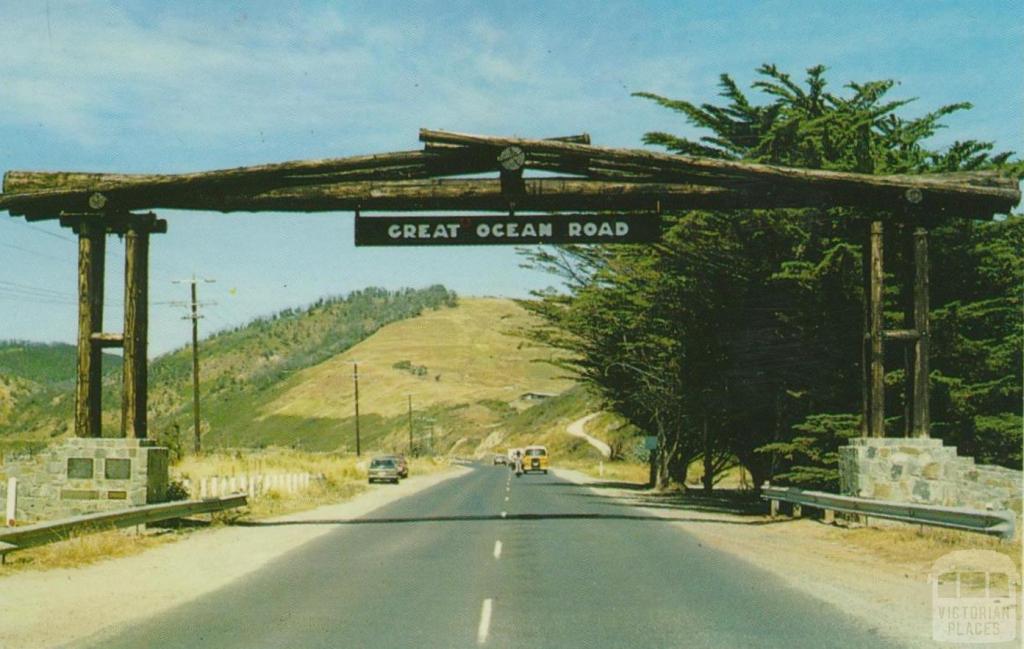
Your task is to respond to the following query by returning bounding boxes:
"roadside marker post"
[5,477,16,527]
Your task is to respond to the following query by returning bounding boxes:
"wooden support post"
[121,223,150,438]
[869,221,885,437]
[75,219,105,437]
[901,225,915,437]
[912,227,931,437]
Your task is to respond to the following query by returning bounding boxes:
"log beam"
[912,227,931,437]
[868,220,885,437]
[419,129,1020,215]
[74,219,105,437]
[89,332,124,348]
[121,220,156,439]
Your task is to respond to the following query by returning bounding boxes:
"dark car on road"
[368,457,400,484]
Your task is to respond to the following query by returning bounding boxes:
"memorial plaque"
[61,489,99,500]
[67,458,94,479]
[105,458,132,480]
[106,490,128,500]
[355,213,661,246]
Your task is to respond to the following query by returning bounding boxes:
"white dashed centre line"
[500,511,507,518]
[477,598,493,644]
[493,540,502,559]
[504,496,509,502]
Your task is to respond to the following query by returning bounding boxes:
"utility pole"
[172,275,215,454]
[407,394,414,456]
[351,362,361,456]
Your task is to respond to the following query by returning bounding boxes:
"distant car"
[380,454,409,479]
[493,454,508,465]
[368,457,400,484]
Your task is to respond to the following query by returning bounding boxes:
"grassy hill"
[1,289,619,460]
[0,342,120,445]
[0,287,457,447]
[203,297,576,454]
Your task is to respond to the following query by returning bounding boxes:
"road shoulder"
[0,466,470,649]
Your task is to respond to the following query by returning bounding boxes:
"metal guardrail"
[0,494,247,558]
[762,485,1016,540]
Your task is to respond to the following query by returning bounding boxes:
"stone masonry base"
[2,437,169,522]
[839,437,1022,515]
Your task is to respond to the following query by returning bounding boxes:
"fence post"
[6,477,16,526]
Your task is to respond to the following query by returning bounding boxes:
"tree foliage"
[521,65,1021,490]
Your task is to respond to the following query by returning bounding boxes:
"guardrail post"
[6,477,16,526]
[823,509,835,525]
[769,499,779,519]
[792,503,803,518]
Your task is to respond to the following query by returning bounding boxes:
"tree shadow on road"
[525,480,767,516]
[233,511,782,527]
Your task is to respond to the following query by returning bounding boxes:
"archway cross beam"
[0,129,1018,220]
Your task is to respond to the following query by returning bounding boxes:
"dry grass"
[557,459,650,484]
[175,448,451,519]
[839,523,1022,574]
[0,449,453,575]
[0,526,180,575]
[261,298,573,420]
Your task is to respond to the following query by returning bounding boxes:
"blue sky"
[1,0,1021,355]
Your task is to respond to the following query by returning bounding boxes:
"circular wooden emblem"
[498,146,525,171]
[88,192,108,210]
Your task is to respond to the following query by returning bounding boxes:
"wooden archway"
[1,129,1019,441]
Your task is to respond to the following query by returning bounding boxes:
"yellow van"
[522,445,549,474]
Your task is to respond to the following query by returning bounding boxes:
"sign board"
[643,436,658,450]
[354,213,661,246]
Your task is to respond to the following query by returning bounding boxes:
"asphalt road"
[76,464,904,649]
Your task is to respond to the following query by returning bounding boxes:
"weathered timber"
[75,219,105,437]
[11,179,759,216]
[913,227,931,437]
[1,129,1017,217]
[89,332,124,348]
[860,221,871,437]
[419,129,1021,216]
[59,212,168,235]
[121,224,149,438]
[0,134,593,216]
[901,224,916,436]
[881,329,921,342]
[869,221,885,437]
